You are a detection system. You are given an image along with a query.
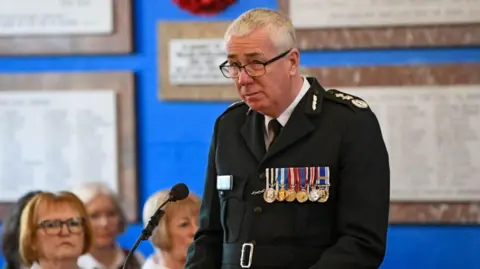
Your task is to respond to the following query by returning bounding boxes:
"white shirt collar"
[264,76,310,132]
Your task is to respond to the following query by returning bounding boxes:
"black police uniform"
[185,77,390,269]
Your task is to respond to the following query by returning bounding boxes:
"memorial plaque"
[158,21,239,101]
[342,85,480,202]
[168,38,229,86]
[278,0,480,49]
[0,0,113,36]
[0,72,138,222]
[301,63,480,224]
[290,0,480,29]
[0,91,118,201]
[0,0,132,55]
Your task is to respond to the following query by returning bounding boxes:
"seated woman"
[1,191,42,269]
[72,182,144,269]
[19,191,93,269]
[141,190,200,269]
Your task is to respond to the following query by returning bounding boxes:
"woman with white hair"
[141,189,200,269]
[72,181,145,269]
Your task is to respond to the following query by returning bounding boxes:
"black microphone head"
[169,183,189,201]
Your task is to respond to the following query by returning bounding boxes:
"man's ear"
[287,48,300,76]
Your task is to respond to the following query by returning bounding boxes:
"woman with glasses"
[18,191,93,269]
[72,182,144,269]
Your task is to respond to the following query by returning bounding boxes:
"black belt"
[222,243,324,268]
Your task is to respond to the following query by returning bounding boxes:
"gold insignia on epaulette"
[332,91,369,109]
[352,99,368,108]
[335,93,353,100]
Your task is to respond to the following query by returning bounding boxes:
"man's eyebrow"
[227,52,264,59]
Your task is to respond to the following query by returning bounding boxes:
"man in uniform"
[185,8,390,269]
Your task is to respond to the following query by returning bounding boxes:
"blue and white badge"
[216,175,233,190]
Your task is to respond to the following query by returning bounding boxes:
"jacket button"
[258,172,265,181]
[253,206,262,213]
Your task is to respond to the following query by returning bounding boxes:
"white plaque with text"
[169,38,230,86]
[0,0,113,36]
[341,85,480,202]
[290,0,480,29]
[0,91,118,202]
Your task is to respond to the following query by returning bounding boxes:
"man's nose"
[237,69,252,85]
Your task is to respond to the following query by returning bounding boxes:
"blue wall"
[1,0,480,268]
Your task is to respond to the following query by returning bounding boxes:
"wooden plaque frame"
[278,0,480,50]
[0,72,138,222]
[158,21,239,101]
[0,0,133,55]
[302,63,480,224]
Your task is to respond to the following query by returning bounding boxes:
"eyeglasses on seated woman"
[19,191,93,269]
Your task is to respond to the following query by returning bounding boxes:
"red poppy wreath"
[172,0,237,16]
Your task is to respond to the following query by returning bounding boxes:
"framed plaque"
[0,0,132,55]
[0,72,138,222]
[278,0,480,50]
[158,21,239,101]
[302,63,480,224]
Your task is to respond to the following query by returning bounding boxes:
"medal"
[263,168,276,203]
[318,187,329,203]
[296,168,308,203]
[277,168,287,202]
[317,166,330,203]
[285,167,296,202]
[308,167,319,202]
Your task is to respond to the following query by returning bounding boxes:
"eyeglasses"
[219,49,292,79]
[37,217,85,235]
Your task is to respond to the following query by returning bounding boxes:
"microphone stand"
[121,195,173,269]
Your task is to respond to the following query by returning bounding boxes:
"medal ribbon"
[310,167,316,188]
[305,167,309,192]
[325,167,330,185]
[295,168,301,192]
[280,167,286,187]
[300,168,306,190]
[288,167,295,190]
[265,168,269,190]
[318,167,330,186]
[270,167,275,188]
[317,167,323,186]
[275,168,280,192]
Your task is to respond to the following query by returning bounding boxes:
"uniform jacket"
[185,77,390,269]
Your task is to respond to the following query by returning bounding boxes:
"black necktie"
[268,119,283,146]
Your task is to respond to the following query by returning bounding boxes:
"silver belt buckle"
[240,242,254,268]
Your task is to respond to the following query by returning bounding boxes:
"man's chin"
[245,100,264,112]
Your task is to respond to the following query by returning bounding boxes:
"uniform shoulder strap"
[324,88,370,112]
[219,100,248,118]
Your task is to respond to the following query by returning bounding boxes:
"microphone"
[122,183,189,269]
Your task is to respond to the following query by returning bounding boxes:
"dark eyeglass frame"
[37,217,86,235]
[219,49,292,78]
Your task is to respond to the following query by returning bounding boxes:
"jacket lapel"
[240,77,325,165]
[240,110,266,162]
[263,78,324,163]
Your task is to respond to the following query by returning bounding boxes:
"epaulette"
[219,100,248,117]
[324,89,370,112]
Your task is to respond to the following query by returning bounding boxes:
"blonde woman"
[19,191,94,269]
[141,190,200,269]
[72,182,144,269]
